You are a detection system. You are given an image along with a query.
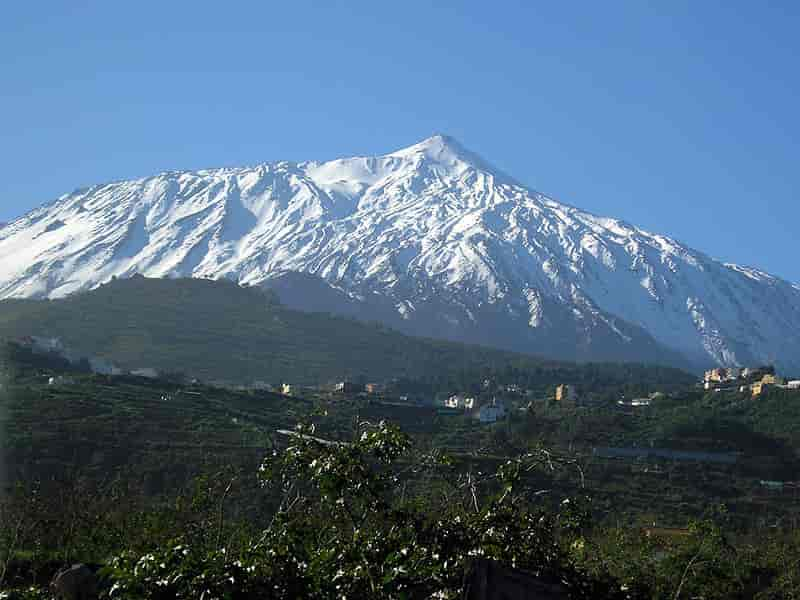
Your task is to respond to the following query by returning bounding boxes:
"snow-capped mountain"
[2,135,799,371]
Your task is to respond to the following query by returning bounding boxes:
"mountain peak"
[2,138,799,371]
[418,133,462,149]
[389,134,507,179]
[390,133,466,158]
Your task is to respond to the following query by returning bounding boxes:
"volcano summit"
[2,135,799,371]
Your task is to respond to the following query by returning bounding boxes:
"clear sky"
[2,1,798,281]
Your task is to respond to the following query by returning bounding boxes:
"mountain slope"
[0,276,697,387]
[1,135,799,370]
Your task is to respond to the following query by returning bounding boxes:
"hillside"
[0,341,309,489]
[2,136,798,370]
[4,329,800,598]
[0,276,697,386]
[3,336,798,529]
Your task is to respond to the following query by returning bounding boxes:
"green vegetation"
[3,306,800,597]
[4,408,800,598]
[0,341,312,491]
[0,276,697,387]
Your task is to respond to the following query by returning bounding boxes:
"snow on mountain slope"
[1,135,799,371]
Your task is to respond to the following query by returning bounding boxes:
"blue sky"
[2,1,798,281]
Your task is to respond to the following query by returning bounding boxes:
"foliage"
[5,341,800,597]
[4,416,800,597]
[94,420,618,599]
[0,276,697,387]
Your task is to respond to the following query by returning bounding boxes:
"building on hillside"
[761,373,780,386]
[48,376,75,386]
[555,384,579,407]
[787,380,800,390]
[743,366,775,381]
[365,383,382,394]
[751,374,784,397]
[335,381,363,394]
[703,365,780,391]
[703,368,727,389]
[617,397,651,408]
[727,367,743,380]
[706,368,727,382]
[281,383,294,396]
[131,367,159,379]
[444,394,460,409]
[703,367,739,390]
[445,394,477,410]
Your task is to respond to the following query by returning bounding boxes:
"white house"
[131,367,159,379]
[445,394,464,409]
[617,398,651,408]
[445,394,477,410]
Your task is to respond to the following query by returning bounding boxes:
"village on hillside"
[703,366,800,396]
[12,334,800,429]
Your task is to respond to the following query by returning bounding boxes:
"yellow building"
[555,384,578,407]
[761,374,778,385]
[706,368,727,383]
[751,374,782,397]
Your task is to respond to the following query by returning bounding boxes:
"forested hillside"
[3,339,800,598]
[0,276,697,387]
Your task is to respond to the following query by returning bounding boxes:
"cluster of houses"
[555,384,667,411]
[279,381,380,397]
[555,384,580,407]
[442,394,508,423]
[703,366,800,397]
[616,392,667,409]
